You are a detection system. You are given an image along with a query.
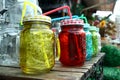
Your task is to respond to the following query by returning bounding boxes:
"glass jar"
[90,26,98,57]
[83,23,93,60]
[59,19,86,66]
[0,24,20,67]
[96,27,101,52]
[0,26,3,64]
[20,15,55,74]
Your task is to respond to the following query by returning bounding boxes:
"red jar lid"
[60,19,84,26]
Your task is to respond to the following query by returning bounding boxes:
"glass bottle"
[96,27,101,52]
[20,15,55,74]
[90,26,99,57]
[83,23,93,60]
[59,19,86,66]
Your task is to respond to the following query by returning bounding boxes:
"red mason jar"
[59,19,86,66]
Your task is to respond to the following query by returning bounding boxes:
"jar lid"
[60,19,84,26]
[83,23,90,29]
[23,15,51,23]
[96,27,100,32]
[89,26,97,31]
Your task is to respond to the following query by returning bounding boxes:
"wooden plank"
[54,53,105,72]
[52,53,105,80]
[0,66,84,80]
[0,53,105,80]
[85,53,105,65]
[53,65,89,73]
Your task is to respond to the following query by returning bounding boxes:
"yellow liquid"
[55,38,60,61]
[20,28,55,74]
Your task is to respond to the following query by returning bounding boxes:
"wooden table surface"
[0,53,105,80]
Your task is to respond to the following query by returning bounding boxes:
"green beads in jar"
[20,15,55,74]
[90,26,99,57]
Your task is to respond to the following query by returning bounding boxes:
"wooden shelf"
[0,53,105,80]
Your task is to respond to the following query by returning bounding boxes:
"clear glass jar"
[20,15,55,74]
[0,26,3,64]
[59,19,86,66]
[90,26,98,57]
[96,27,101,52]
[0,24,20,67]
[83,23,93,60]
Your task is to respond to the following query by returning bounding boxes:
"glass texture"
[59,25,86,66]
[20,20,55,74]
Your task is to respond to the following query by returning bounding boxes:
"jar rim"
[60,19,84,26]
[23,15,51,23]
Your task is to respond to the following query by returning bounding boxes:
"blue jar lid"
[83,23,90,29]
[96,27,100,32]
[89,26,97,31]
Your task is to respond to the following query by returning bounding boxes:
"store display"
[20,15,55,74]
[0,0,116,79]
[59,19,86,66]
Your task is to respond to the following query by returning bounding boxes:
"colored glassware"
[84,23,93,60]
[59,19,86,66]
[90,26,99,57]
[20,15,55,74]
[96,27,101,52]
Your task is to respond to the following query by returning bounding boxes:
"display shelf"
[0,53,105,80]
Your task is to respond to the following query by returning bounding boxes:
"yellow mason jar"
[20,15,55,74]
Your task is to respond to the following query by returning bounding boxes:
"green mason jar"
[90,26,99,57]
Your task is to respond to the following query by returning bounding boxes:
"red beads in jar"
[59,19,86,66]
